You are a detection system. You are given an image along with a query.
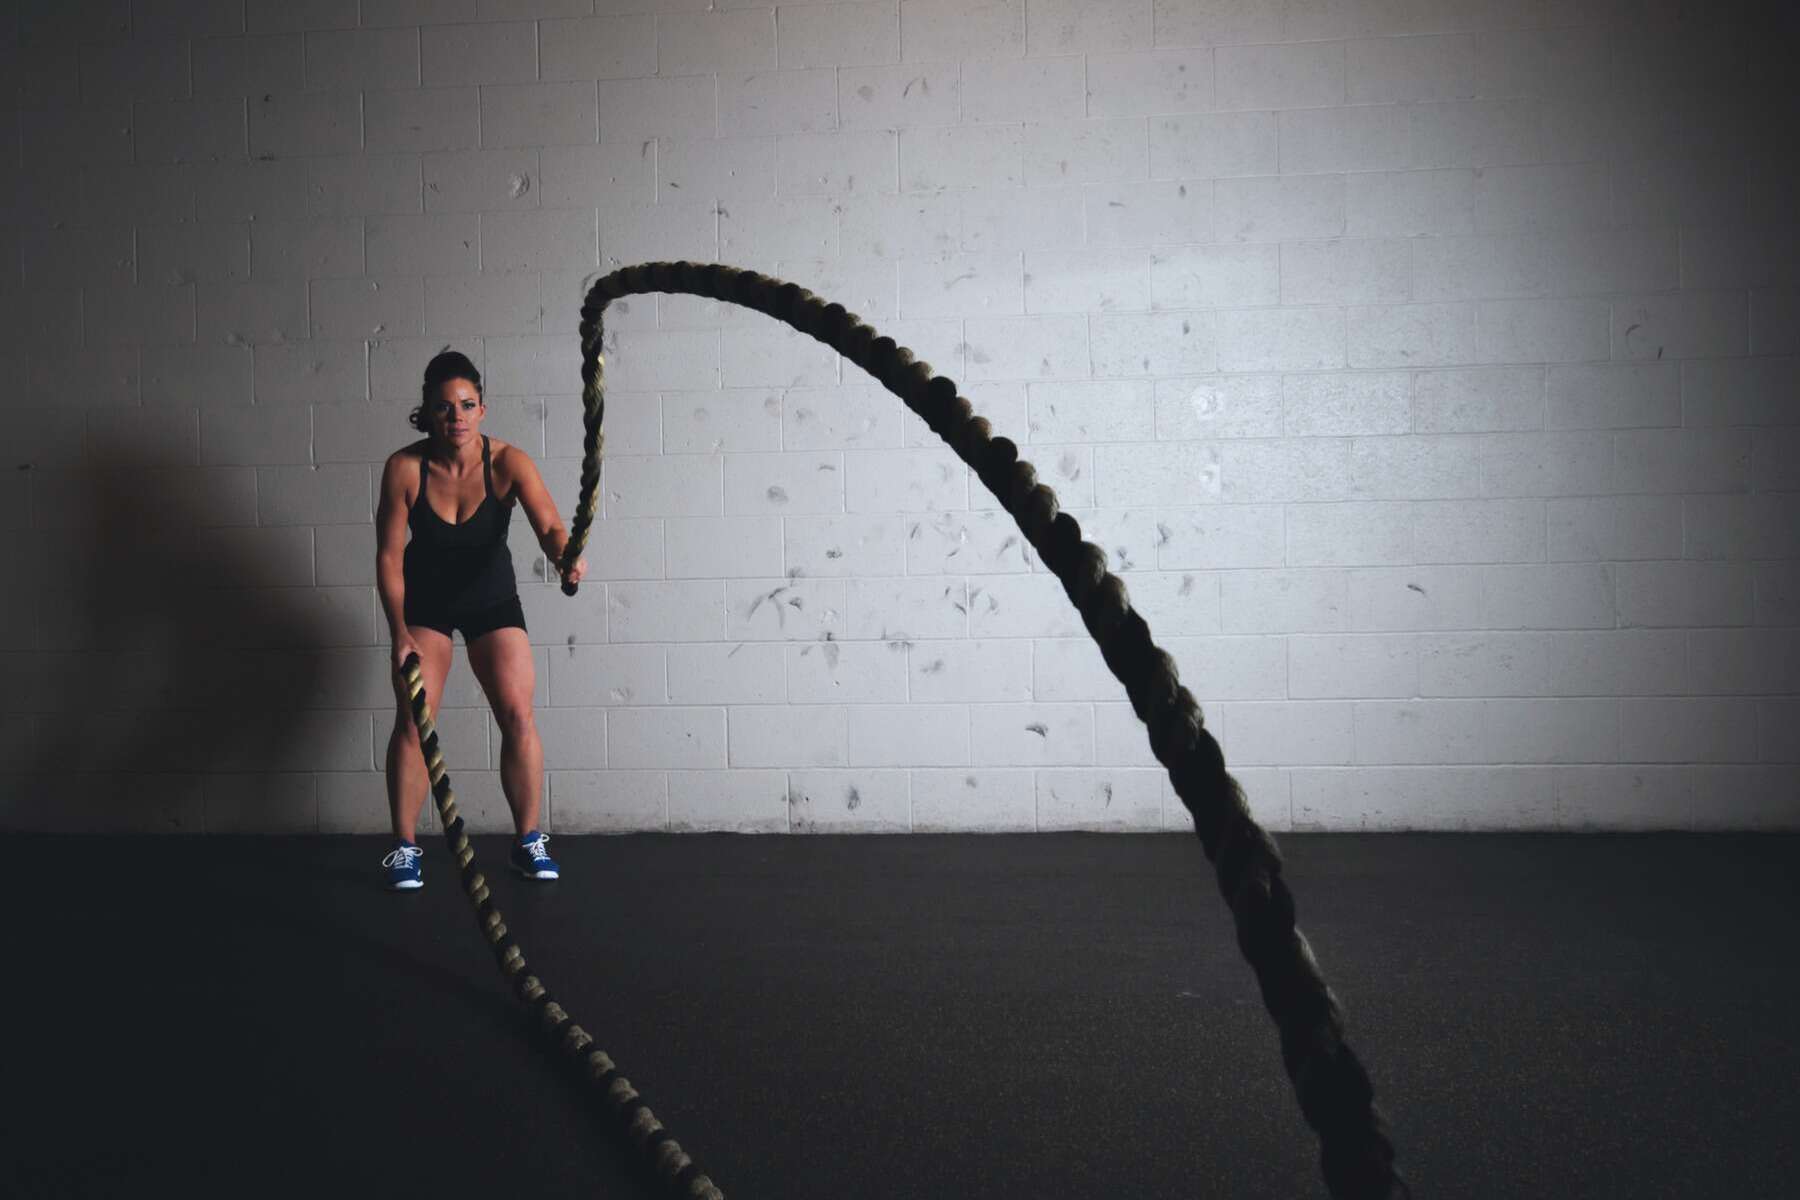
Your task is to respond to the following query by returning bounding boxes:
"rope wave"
[398,260,1410,1200]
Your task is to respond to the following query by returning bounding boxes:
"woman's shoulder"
[489,437,531,496]
[385,439,429,477]
[489,436,533,471]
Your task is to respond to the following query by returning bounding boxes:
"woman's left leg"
[465,623,541,836]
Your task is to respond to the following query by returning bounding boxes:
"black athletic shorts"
[404,593,527,642]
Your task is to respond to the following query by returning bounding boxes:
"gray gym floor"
[6,832,1795,1198]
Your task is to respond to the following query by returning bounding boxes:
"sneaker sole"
[512,865,559,880]
[389,879,423,890]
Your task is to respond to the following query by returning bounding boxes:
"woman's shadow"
[7,437,343,833]
[2,434,668,1195]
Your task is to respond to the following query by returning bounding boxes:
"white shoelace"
[524,837,551,862]
[383,845,423,870]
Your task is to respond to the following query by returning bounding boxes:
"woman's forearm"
[377,554,407,640]
[538,526,569,565]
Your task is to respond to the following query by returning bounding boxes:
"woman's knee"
[495,703,535,739]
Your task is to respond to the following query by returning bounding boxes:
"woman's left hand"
[561,557,588,585]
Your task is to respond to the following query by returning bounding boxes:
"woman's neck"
[428,435,481,473]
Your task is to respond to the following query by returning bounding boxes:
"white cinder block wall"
[3,0,1797,835]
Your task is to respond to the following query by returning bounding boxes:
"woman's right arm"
[375,453,414,668]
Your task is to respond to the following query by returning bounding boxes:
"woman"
[375,350,587,890]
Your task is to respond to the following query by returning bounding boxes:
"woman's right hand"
[393,636,421,675]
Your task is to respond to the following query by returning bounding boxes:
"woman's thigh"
[464,625,535,726]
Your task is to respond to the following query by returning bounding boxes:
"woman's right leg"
[387,625,455,843]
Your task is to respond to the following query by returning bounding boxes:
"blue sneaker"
[511,830,559,880]
[382,840,423,890]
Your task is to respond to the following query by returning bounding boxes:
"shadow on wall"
[8,438,342,833]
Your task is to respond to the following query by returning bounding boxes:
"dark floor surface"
[4,832,1796,1199]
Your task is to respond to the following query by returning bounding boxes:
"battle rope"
[400,259,1411,1200]
[398,652,722,1197]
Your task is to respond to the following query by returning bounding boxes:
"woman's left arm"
[508,448,586,584]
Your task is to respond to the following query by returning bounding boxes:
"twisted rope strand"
[404,258,1409,1200]
[399,654,725,1200]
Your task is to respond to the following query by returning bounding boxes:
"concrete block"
[1547,496,1683,562]
[481,81,599,148]
[422,148,540,212]
[1226,701,1355,765]
[1216,41,1344,111]
[1277,106,1410,175]
[1353,699,1484,764]
[600,75,717,143]
[658,137,776,202]
[1215,306,1344,372]
[1409,99,1537,167]
[847,702,968,765]
[1151,111,1277,179]
[1220,569,1348,633]
[1347,33,1475,103]
[1286,500,1414,566]
[659,9,775,75]
[1280,238,1411,305]
[421,21,535,86]
[1348,564,1484,631]
[1348,301,1476,368]
[900,0,1023,62]
[1288,372,1411,438]
[840,61,961,129]
[668,641,786,705]
[789,768,910,832]
[1296,633,1418,698]
[1221,438,1352,502]
[1215,173,1345,242]
[1621,698,1760,763]
[1155,504,1285,569]
[1616,562,1755,628]
[912,767,1036,831]
[1414,365,1544,433]
[365,87,480,154]
[1086,48,1212,118]
[540,15,656,81]
[1347,168,1476,237]
[302,27,418,90]
[1023,118,1149,186]
[249,90,359,157]
[1412,498,1546,564]
[1547,363,1679,430]
[961,55,1084,124]
[482,207,597,272]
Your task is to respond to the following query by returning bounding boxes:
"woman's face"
[427,378,483,446]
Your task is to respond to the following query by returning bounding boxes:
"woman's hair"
[408,349,484,432]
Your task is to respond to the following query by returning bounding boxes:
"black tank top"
[403,434,517,611]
